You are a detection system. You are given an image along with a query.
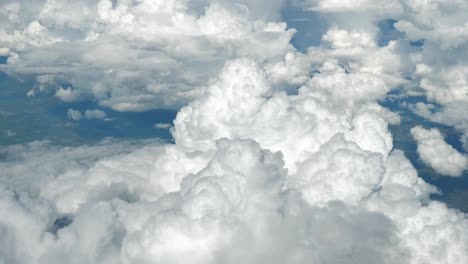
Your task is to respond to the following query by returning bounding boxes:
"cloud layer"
[1,1,468,264]
[0,0,295,111]
[1,58,467,264]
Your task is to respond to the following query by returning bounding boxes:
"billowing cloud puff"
[0,139,215,215]
[0,138,406,264]
[173,59,393,172]
[411,126,468,177]
[0,0,295,111]
[290,133,385,205]
[121,139,408,264]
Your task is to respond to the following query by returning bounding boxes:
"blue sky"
[0,71,175,146]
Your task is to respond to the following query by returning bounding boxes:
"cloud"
[0,0,296,111]
[67,108,82,121]
[298,0,402,13]
[56,87,83,102]
[0,47,9,56]
[289,133,385,205]
[395,0,468,50]
[154,123,172,129]
[411,126,468,177]
[2,58,468,263]
[121,139,405,264]
[84,109,106,120]
[67,109,107,120]
[284,0,468,158]
[2,130,15,137]
[0,138,212,214]
[409,101,468,150]
[173,59,393,172]
[409,64,468,150]
[0,138,407,264]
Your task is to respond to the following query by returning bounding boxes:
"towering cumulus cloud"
[1,1,468,264]
[1,58,467,264]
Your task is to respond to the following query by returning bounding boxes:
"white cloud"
[293,0,468,154]
[2,130,15,137]
[84,109,106,120]
[67,108,82,121]
[56,87,83,103]
[409,102,468,151]
[67,109,107,121]
[299,0,402,13]
[173,59,393,173]
[0,0,296,111]
[289,133,385,205]
[411,126,468,177]
[395,0,468,50]
[154,123,172,129]
[0,139,211,215]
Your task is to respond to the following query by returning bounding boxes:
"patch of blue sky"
[0,72,176,147]
[376,18,424,47]
[377,19,404,47]
[282,3,328,51]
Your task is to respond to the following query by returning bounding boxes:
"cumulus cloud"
[67,109,107,120]
[411,126,468,177]
[84,109,106,120]
[2,58,468,264]
[173,59,393,172]
[56,87,83,102]
[67,108,82,121]
[279,0,467,150]
[395,0,468,50]
[298,0,402,13]
[0,0,296,111]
